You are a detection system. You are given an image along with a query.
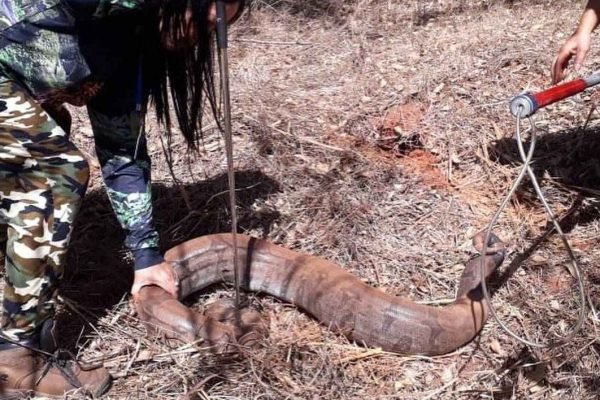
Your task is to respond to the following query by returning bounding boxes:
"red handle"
[531,79,588,108]
[510,72,600,118]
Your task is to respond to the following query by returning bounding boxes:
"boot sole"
[1,374,112,399]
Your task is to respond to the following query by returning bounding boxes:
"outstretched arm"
[87,75,178,298]
[552,0,600,83]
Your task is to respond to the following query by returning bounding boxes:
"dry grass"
[2,0,600,399]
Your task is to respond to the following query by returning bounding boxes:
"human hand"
[131,261,180,299]
[552,32,592,84]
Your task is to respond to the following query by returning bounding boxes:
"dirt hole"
[374,102,425,155]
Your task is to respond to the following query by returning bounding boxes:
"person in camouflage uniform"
[0,0,245,397]
[0,79,90,342]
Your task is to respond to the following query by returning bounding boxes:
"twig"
[178,374,220,400]
[270,123,349,153]
[244,115,351,153]
[58,295,104,338]
[370,259,381,287]
[158,131,192,211]
[421,377,459,400]
[123,339,141,377]
[336,347,384,364]
[232,38,312,46]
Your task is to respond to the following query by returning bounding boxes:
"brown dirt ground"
[2,0,600,399]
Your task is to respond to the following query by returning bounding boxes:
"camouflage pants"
[88,108,163,270]
[0,80,89,342]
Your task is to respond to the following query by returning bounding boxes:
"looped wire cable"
[479,107,587,348]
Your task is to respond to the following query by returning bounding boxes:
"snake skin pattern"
[135,232,506,355]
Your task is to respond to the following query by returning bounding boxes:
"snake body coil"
[135,232,505,355]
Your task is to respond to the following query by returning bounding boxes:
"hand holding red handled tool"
[510,71,600,118]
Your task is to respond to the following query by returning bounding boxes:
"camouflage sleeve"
[65,0,158,18]
[87,91,164,270]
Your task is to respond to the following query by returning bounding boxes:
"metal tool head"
[216,1,229,50]
[509,92,537,118]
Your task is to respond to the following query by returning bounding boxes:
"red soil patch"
[380,102,426,132]
[326,133,450,191]
[326,133,397,169]
[372,102,426,152]
[331,101,449,190]
[398,149,450,190]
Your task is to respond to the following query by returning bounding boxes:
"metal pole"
[216,1,241,307]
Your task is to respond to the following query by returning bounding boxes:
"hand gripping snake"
[134,231,506,356]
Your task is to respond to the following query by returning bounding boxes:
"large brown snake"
[134,232,506,356]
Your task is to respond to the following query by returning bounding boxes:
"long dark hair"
[144,0,245,149]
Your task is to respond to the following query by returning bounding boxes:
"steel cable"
[479,109,587,348]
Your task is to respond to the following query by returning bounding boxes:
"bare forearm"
[577,0,600,34]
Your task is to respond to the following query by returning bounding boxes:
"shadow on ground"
[478,345,600,399]
[489,125,600,228]
[487,126,600,287]
[58,169,281,345]
[487,126,600,398]
[488,123,600,302]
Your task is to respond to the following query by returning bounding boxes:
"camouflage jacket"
[0,1,166,271]
[0,0,151,103]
